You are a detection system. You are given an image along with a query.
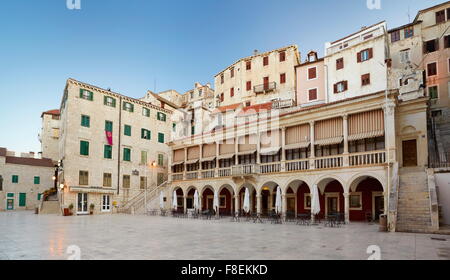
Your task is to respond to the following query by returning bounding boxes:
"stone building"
[296,51,326,107]
[40,109,61,161]
[0,147,54,211]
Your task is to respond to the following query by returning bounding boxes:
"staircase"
[118,182,167,215]
[396,167,432,233]
[39,194,61,215]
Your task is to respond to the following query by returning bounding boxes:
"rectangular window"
[221,74,224,84]
[220,93,224,102]
[436,10,446,24]
[123,102,134,112]
[191,126,195,135]
[157,173,164,186]
[404,27,414,38]
[103,173,112,187]
[279,51,286,62]
[334,81,348,93]
[358,48,373,62]
[140,176,147,190]
[158,133,165,143]
[12,175,19,184]
[81,115,90,128]
[105,121,113,132]
[34,176,40,185]
[429,86,439,99]
[424,39,439,53]
[263,56,269,66]
[157,112,167,122]
[361,73,371,86]
[172,123,176,132]
[142,108,150,117]
[123,148,131,162]
[79,171,89,186]
[308,88,318,101]
[158,154,164,166]
[445,35,450,48]
[80,140,89,156]
[427,62,437,77]
[246,61,251,70]
[400,49,410,64]
[391,30,400,42]
[308,67,317,80]
[141,128,151,140]
[336,58,344,70]
[141,151,148,165]
[349,194,362,208]
[280,73,286,84]
[123,175,130,189]
[230,87,234,97]
[102,195,111,211]
[104,96,116,107]
[19,193,26,207]
[79,89,93,101]
[104,145,112,159]
[230,67,234,78]
[124,125,132,136]
[246,81,252,91]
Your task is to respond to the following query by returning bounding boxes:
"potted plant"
[89,203,95,215]
[68,204,74,216]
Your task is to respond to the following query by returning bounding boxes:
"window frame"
[429,85,439,100]
[307,66,317,80]
[427,62,438,77]
[104,145,113,159]
[124,124,132,136]
[80,140,90,156]
[308,88,318,101]
[81,115,90,128]
[123,147,132,162]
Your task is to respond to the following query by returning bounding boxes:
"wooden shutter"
[246,81,252,91]
[280,73,286,84]
[368,48,373,59]
[187,146,200,160]
[357,51,362,63]
[343,81,348,91]
[333,84,338,94]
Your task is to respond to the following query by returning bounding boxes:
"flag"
[106,131,113,145]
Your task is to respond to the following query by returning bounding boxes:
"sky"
[0,0,444,154]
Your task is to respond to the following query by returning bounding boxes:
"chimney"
[253,50,259,56]
[30,152,35,158]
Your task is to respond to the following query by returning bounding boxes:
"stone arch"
[348,173,386,193]
[347,175,385,221]
[313,174,346,194]
[258,180,282,195]
[218,183,235,216]
[401,125,417,135]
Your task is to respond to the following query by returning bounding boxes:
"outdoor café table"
[253,213,264,224]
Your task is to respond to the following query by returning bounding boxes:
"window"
[198,89,202,96]
[12,175,19,184]
[104,96,116,107]
[304,194,311,209]
[140,176,147,189]
[361,73,371,86]
[123,102,134,112]
[308,88,318,101]
[104,145,112,159]
[191,126,195,135]
[158,154,164,166]
[52,128,60,138]
[141,128,151,140]
[81,115,90,128]
[436,10,446,24]
[105,121,113,132]
[246,61,251,70]
[445,35,450,48]
[280,73,286,84]
[158,133,165,143]
[336,58,344,70]
[79,171,89,185]
[279,51,286,62]
[123,148,131,161]
[124,125,132,136]
[80,141,89,156]
[246,81,252,91]
[190,92,194,99]
[404,27,414,38]
[245,101,251,107]
[432,110,442,118]
[220,74,224,84]
[157,112,167,122]
[308,67,317,80]
[157,173,165,186]
[230,87,234,97]
[103,173,112,187]
[424,39,439,53]
[230,67,234,78]
[349,193,362,209]
[102,195,111,211]
[400,49,410,64]
[0,176,3,191]
[79,89,93,101]
[334,81,348,93]
[220,93,224,102]
[172,123,176,132]
[19,193,26,207]
[263,56,269,66]
[429,86,439,99]
[142,108,150,117]
[427,62,437,77]
[141,151,148,165]
[358,48,373,62]
[391,30,400,42]
[123,175,130,189]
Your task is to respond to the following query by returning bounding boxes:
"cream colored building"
[40,109,61,161]
[0,147,54,211]
[55,79,172,215]
[296,51,326,107]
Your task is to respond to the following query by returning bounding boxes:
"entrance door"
[207,198,213,211]
[287,197,295,212]
[6,199,14,210]
[327,197,338,215]
[402,140,418,167]
[261,190,270,215]
[77,193,88,214]
[374,196,384,221]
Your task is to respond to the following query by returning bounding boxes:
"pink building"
[295,51,326,106]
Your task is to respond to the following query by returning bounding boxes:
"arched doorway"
[186,187,197,211]
[201,186,215,211]
[259,181,280,215]
[173,187,184,213]
[317,178,345,218]
[286,180,310,216]
[218,185,234,216]
[349,176,384,221]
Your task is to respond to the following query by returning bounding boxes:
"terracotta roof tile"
[5,156,54,168]
[212,103,242,114]
[238,102,272,116]
[41,109,60,118]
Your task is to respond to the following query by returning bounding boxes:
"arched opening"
[259,181,280,216]
[349,176,384,222]
[294,182,310,215]
[238,183,256,215]
[218,185,234,216]
[173,187,184,213]
[201,186,214,211]
[186,187,197,211]
[317,178,345,218]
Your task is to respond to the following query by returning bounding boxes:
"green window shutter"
[157,112,166,122]
[81,115,90,127]
[158,133,165,143]
[105,121,113,132]
[12,175,19,183]
[143,108,150,117]
[104,145,112,159]
[80,141,89,156]
[158,154,164,166]
[104,96,116,107]
[124,148,131,161]
[88,91,94,101]
[191,126,195,135]
[141,129,151,140]
[37,193,42,201]
[124,125,132,136]
[19,193,26,207]
[34,176,40,184]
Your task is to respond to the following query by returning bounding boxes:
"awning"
[314,136,344,146]
[201,156,216,162]
[218,153,234,160]
[171,161,185,166]
[238,150,257,156]
[260,147,281,155]
[185,159,199,165]
[284,142,310,150]
[348,130,384,141]
[69,187,116,195]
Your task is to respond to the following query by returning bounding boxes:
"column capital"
[309,120,315,126]
[343,192,350,197]
[343,114,348,120]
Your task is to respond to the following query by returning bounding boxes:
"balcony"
[254,82,276,94]
[232,164,259,176]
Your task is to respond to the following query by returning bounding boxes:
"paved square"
[0,211,449,260]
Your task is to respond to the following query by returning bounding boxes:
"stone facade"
[40,110,61,161]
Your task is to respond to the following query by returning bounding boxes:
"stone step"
[40,201,60,215]
[396,215,431,221]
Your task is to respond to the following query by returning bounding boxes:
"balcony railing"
[218,168,231,177]
[315,155,343,169]
[232,164,259,176]
[349,151,386,166]
[201,169,216,179]
[429,152,450,168]
[260,162,282,174]
[172,173,184,181]
[186,171,199,180]
[286,159,309,172]
[254,82,276,94]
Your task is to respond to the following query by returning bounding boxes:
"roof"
[388,21,422,33]
[147,91,181,109]
[212,103,242,114]
[414,1,450,22]
[41,109,60,118]
[238,102,272,116]
[0,147,6,157]
[330,21,386,45]
[5,156,54,168]
[297,57,324,67]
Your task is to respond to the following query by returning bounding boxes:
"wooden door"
[402,140,417,167]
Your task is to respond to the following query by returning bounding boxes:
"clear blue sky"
[0,0,443,154]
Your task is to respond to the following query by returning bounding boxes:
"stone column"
[199,195,203,212]
[183,195,187,214]
[309,121,315,170]
[383,100,396,163]
[257,132,261,164]
[199,144,203,174]
[234,194,240,216]
[343,115,349,167]
[343,192,350,224]
[183,147,188,180]
[282,194,287,220]
[281,127,286,171]
[256,194,262,215]
[215,142,220,174]
[235,136,239,165]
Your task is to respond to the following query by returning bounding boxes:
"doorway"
[77,193,88,214]
[402,139,417,167]
[327,197,338,215]
[373,195,384,221]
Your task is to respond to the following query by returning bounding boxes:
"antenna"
[407,5,411,23]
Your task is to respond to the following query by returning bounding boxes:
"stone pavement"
[0,211,449,260]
